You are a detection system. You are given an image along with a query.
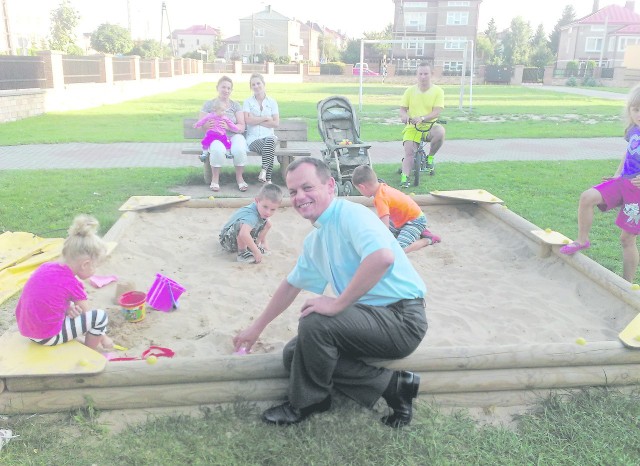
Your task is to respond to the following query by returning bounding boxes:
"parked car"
[352,63,379,76]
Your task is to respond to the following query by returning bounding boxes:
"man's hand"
[233,325,261,353]
[299,296,342,318]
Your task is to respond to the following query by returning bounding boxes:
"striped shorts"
[389,214,427,249]
[30,309,109,346]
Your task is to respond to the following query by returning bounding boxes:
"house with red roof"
[557,1,640,70]
[171,24,221,57]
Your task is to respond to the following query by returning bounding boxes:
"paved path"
[0,138,623,170]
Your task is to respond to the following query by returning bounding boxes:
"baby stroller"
[317,95,372,196]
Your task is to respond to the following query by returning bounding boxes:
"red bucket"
[118,290,147,323]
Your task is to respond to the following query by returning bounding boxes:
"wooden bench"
[182,118,312,184]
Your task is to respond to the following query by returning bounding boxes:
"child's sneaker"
[400,174,410,189]
[237,249,256,263]
[199,151,209,163]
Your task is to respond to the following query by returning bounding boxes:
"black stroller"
[317,95,372,196]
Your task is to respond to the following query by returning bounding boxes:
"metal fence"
[273,64,299,74]
[63,56,102,84]
[0,56,46,90]
[112,57,133,81]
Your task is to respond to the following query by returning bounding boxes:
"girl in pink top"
[15,215,113,350]
[193,100,240,161]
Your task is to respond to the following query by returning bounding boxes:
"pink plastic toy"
[146,273,186,312]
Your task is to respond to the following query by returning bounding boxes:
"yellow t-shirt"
[400,84,445,122]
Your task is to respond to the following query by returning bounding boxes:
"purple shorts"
[594,177,640,234]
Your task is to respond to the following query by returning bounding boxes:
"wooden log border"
[3,196,640,415]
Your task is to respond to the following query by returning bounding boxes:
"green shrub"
[566,77,578,86]
[321,62,346,75]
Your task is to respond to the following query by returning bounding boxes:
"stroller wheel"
[342,181,354,197]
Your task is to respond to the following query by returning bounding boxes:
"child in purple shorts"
[560,84,640,282]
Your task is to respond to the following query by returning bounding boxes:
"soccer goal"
[357,38,474,112]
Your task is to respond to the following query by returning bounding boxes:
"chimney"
[626,1,635,11]
[266,5,271,12]
[592,0,599,13]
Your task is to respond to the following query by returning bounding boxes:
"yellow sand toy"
[0,332,106,377]
[619,313,640,349]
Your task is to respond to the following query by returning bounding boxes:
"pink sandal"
[560,241,590,255]
[421,229,441,245]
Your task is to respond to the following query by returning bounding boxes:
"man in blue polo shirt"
[233,157,428,428]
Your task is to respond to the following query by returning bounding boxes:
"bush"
[566,77,578,87]
[581,77,599,87]
[320,62,346,75]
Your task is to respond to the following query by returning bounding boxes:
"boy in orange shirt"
[352,165,440,253]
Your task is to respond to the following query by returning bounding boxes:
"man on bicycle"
[399,62,445,188]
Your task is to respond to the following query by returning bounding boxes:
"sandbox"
[2,195,640,414]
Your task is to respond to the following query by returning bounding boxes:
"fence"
[0,55,46,90]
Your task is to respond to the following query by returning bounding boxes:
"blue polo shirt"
[287,199,426,305]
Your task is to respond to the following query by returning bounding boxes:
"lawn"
[0,83,627,145]
[1,82,638,465]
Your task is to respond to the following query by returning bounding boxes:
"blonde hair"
[351,164,377,185]
[625,83,640,135]
[257,183,283,204]
[249,73,265,87]
[62,215,107,263]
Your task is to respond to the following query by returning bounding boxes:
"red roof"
[618,23,640,33]
[577,4,640,25]
[172,25,220,36]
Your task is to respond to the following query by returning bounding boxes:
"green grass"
[0,83,627,144]
[2,388,639,465]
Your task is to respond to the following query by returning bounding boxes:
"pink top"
[15,262,87,339]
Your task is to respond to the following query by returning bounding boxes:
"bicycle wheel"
[413,148,425,186]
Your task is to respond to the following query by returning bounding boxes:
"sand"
[1,199,637,361]
[7,199,638,362]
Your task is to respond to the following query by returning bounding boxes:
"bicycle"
[399,119,446,188]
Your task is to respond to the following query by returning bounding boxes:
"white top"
[243,95,279,146]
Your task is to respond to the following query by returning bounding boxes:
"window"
[585,37,603,52]
[404,12,427,31]
[444,61,463,74]
[244,44,251,52]
[405,2,428,8]
[445,37,466,50]
[591,25,604,32]
[447,11,469,25]
[619,36,640,51]
[401,37,425,56]
[448,1,470,5]
[255,28,264,37]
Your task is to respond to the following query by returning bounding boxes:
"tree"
[549,5,576,54]
[363,24,393,58]
[485,18,498,47]
[49,0,80,54]
[90,23,133,55]
[341,39,361,65]
[476,34,500,65]
[128,39,168,59]
[319,35,342,62]
[530,24,553,67]
[502,16,532,66]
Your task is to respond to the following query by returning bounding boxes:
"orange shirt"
[373,183,424,228]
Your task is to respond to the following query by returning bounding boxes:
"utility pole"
[1,0,14,55]
[160,2,176,58]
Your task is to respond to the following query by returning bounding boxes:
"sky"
[7,0,626,41]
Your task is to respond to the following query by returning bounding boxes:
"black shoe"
[262,396,331,426]
[381,371,420,428]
